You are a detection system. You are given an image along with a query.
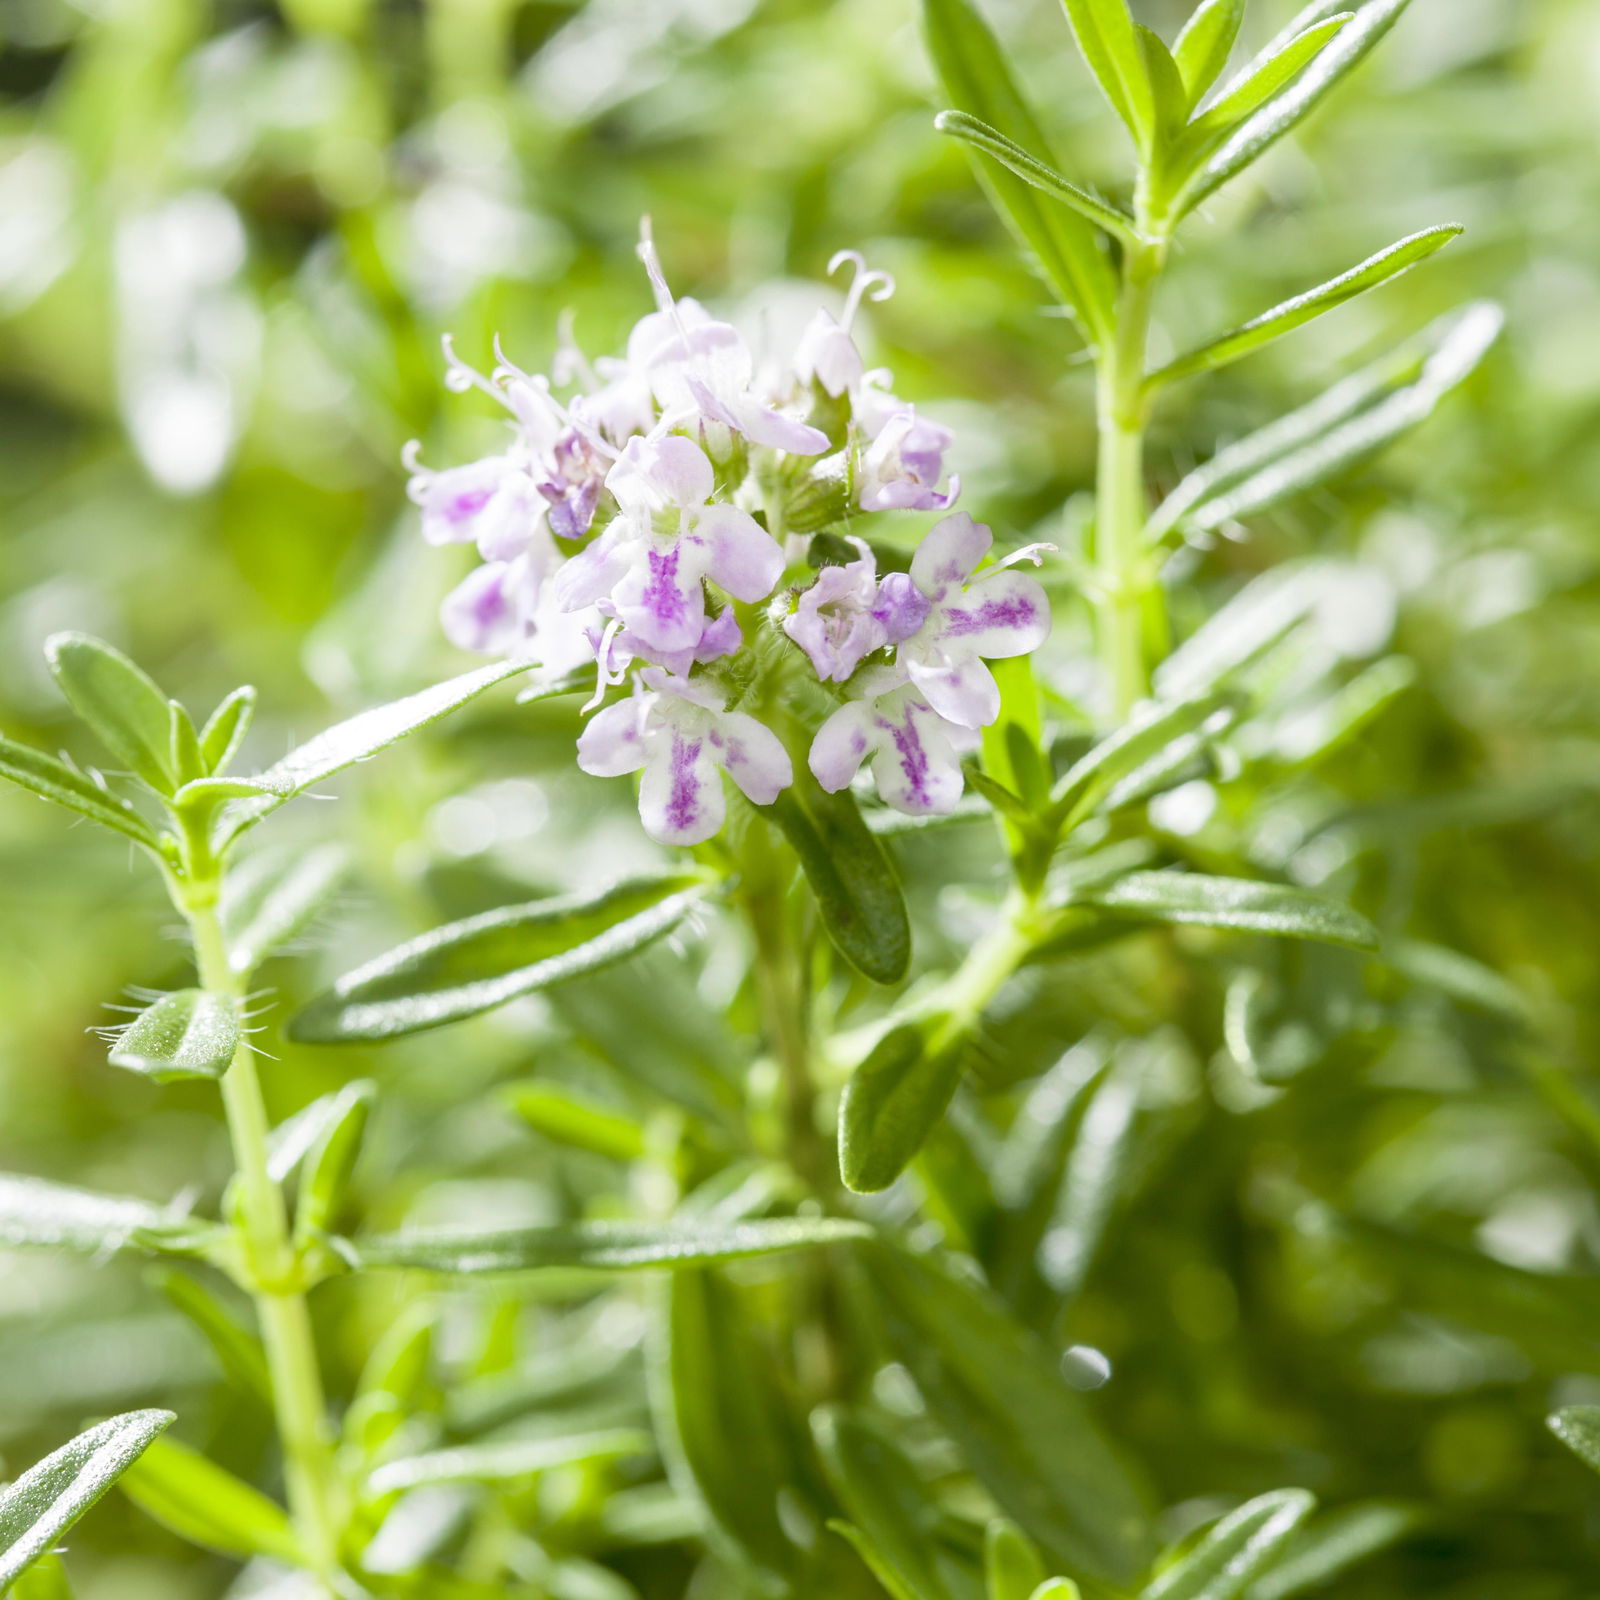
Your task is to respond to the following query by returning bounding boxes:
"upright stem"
[1094,237,1166,719]
[182,890,343,1592]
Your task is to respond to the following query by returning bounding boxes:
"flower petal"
[551,524,634,612]
[870,702,966,815]
[711,711,793,806]
[930,570,1051,658]
[577,697,650,778]
[640,727,726,845]
[613,541,708,654]
[440,562,524,655]
[808,700,879,793]
[695,504,785,602]
[910,512,991,597]
[904,649,1001,728]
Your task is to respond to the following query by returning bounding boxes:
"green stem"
[181,890,344,1591]
[1094,238,1166,719]
[930,884,1048,1055]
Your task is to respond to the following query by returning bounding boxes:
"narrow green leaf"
[266,1086,360,1183]
[769,785,910,985]
[154,1269,271,1406]
[369,1430,651,1497]
[344,1216,870,1274]
[1147,303,1503,544]
[1150,226,1462,387]
[1187,15,1349,137]
[828,1521,922,1600]
[1031,1584,1082,1600]
[1137,26,1189,141]
[9,1552,73,1600]
[653,1270,797,1577]
[1050,691,1235,832]
[167,703,204,787]
[1144,1492,1315,1600]
[294,1079,375,1244]
[221,843,348,977]
[839,1022,967,1195]
[216,660,531,845]
[0,734,161,850]
[198,685,256,774]
[923,0,1117,341]
[1548,1408,1600,1476]
[987,1518,1047,1600]
[812,1408,959,1600]
[0,1412,173,1591]
[119,1436,304,1564]
[867,1243,1153,1584]
[45,633,176,792]
[1081,872,1380,950]
[1060,0,1155,147]
[291,873,709,1042]
[1177,0,1413,212]
[1245,1503,1415,1600]
[0,1174,203,1256]
[504,1084,648,1163]
[1172,0,1245,101]
[934,112,1138,243]
[108,990,240,1083]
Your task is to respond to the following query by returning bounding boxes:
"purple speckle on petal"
[888,716,931,809]
[872,572,931,644]
[940,595,1037,638]
[446,486,495,525]
[667,733,703,834]
[641,547,688,631]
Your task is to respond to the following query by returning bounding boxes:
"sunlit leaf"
[216,660,531,844]
[368,1430,651,1496]
[221,843,348,976]
[1081,872,1380,949]
[0,1412,173,1591]
[45,633,176,793]
[107,989,240,1083]
[1183,14,1349,142]
[119,1436,304,1564]
[923,0,1117,340]
[0,1174,212,1256]
[986,1518,1047,1600]
[1245,1503,1416,1600]
[153,1269,271,1406]
[293,1078,374,1244]
[1172,0,1245,101]
[343,1216,870,1274]
[839,1021,966,1195]
[1060,0,1155,148]
[0,735,162,850]
[504,1084,648,1163]
[1548,1409,1600,1477]
[1142,1490,1315,1600]
[291,873,710,1042]
[198,685,256,774]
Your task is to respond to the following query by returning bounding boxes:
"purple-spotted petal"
[415,457,516,547]
[903,649,1002,729]
[696,504,785,603]
[608,432,714,515]
[639,727,725,846]
[441,562,523,655]
[928,570,1051,658]
[576,696,650,778]
[613,540,708,654]
[808,700,878,793]
[712,711,793,805]
[550,523,633,612]
[910,512,991,598]
[872,571,931,644]
[870,701,965,816]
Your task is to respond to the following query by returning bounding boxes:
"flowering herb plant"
[4,1,1586,1599]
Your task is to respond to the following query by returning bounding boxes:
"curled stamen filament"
[828,249,896,330]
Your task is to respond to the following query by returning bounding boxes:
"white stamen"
[828,248,896,330]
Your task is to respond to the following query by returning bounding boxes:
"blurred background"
[4,0,1600,1594]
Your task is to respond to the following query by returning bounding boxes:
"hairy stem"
[182,891,344,1590]
[1094,237,1166,718]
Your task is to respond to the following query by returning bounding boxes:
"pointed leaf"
[9,1553,73,1600]
[1187,15,1350,137]
[867,1243,1153,1584]
[1172,0,1245,100]
[343,1216,870,1274]
[198,686,256,774]
[45,633,175,792]
[1151,226,1462,387]
[923,0,1117,340]
[291,872,709,1042]
[154,1270,271,1406]
[1147,303,1503,544]
[1137,27,1189,141]
[935,112,1138,242]
[0,1412,174,1590]
[119,1436,304,1563]
[216,660,531,844]
[1081,872,1380,949]
[768,786,910,985]
[108,989,240,1083]
[221,843,349,977]
[1060,0,1155,147]
[828,1522,923,1600]
[368,1430,650,1497]
[987,1518,1047,1600]
[1548,1408,1600,1476]
[839,1021,967,1195]
[294,1079,375,1245]
[812,1408,960,1600]
[0,734,161,849]
[504,1085,648,1163]
[1154,564,1329,698]
[1177,0,1414,212]
[1143,1490,1316,1600]
[167,703,204,787]
[1246,1503,1415,1600]
[0,1174,209,1256]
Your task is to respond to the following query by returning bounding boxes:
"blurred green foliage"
[4,0,1600,1596]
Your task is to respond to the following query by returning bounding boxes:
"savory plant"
[0,0,1526,1597]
